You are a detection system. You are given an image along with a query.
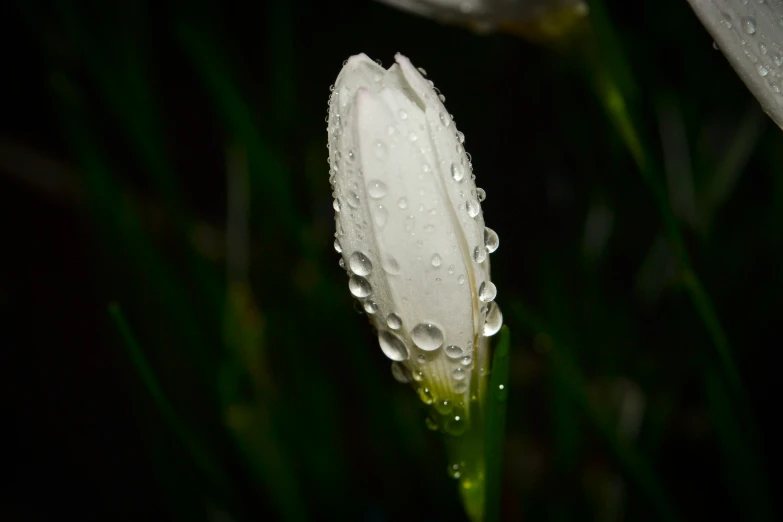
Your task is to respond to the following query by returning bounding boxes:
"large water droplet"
[473,246,487,263]
[346,191,360,208]
[431,254,442,267]
[333,198,341,212]
[453,367,466,381]
[373,140,387,160]
[367,180,387,199]
[460,354,473,367]
[482,302,503,337]
[484,227,499,253]
[379,330,409,361]
[391,361,411,383]
[479,281,497,302]
[466,199,480,218]
[382,256,401,275]
[387,313,402,330]
[476,188,486,202]
[451,163,463,182]
[334,239,342,253]
[363,300,378,314]
[349,252,373,276]
[456,131,465,144]
[743,17,757,35]
[445,345,463,359]
[411,322,445,351]
[349,275,372,298]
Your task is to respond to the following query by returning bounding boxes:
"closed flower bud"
[327,53,502,429]
[687,0,783,129]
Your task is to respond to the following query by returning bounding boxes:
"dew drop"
[758,64,769,77]
[382,256,401,275]
[476,188,486,202]
[348,275,372,298]
[338,258,346,269]
[743,17,757,35]
[451,163,463,182]
[479,281,497,302]
[453,367,466,381]
[398,108,408,120]
[445,345,463,359]
[418,387,434,404]
[412,370,424,382]
[391,361,411,383]
[456,131,465,144]
[379,330,409,361]
[417,66,428,76]
[363,300,378,314]
[411,322,445,351]
[334,239,342,253]
[453,381,468,393]
[409,132,418,142]
[440,112,451,127]
[374,205,388,228]
[458,274,466,285]
[346,191,360,208]
[439,94,446,102]
[349,252,373,276]
[431,254,442,267]
[333,198,341,212]
[484,227,499,253]
[397,197,408,209]
[473,245,487,263]
[405,215,416,232]
[435,400,453,415]
[444,414,467,435]
[373,140,387,160]
[387,313,402,330]
[759,43,768,55]
[482,302,503,337]
[367,179,387,199]
[447,462,463,479]
[466,199,480,218]
[460,354,473,367]
[774,54,783,67]
[448,265,455,274]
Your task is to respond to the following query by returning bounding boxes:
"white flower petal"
[328,53,502,417]
[687,0,783,129]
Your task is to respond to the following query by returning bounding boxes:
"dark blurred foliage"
[1,0,781,521]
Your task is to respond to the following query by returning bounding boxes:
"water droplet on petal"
[367,180,387,199]
[743,17,757,35]
[484,227,499,253]
[391,361,411,383]
[398,108,408,120]
[397,197,408,209]
[338,258,346,269]
[379,330,409,361]
[473,245,487,263]
[333,198,341,212]
[382,256,401,275]
[758,64,769,77]
[418,387,434,404]
[440,112,451,127]
[476,188,486,202]
[373,140,387,160]
[453,367,466,380]
[387,313,402,330]
[466,199,480,218]
[334,239,342,253]
[438,94,446,102]
[409,132,418,142]
[417,67,428,76]
[456,131,465,144]
[431,254,442,267]
[363,300,378,314]
[349,252,373,276]
[374,205,388,228]
[457,274,466,285]
[445,345,463,359]
[451,163,463,182]
[347,191,360,208]
[479,281,497,302]
[411,322,444,351]
[349,275,372,298]
[460,354,473,367]
[483,302,503,337]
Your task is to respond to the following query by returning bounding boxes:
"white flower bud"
[687,0,783,129]
[327,53,502,421]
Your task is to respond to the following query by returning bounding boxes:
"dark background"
[2,0,781,521]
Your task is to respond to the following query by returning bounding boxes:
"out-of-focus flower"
[326,53,502,432]
[375,0,589,43]
[687,0,783,129]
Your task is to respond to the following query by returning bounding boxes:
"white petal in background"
[687,0,783,129]
[375,0,587,33]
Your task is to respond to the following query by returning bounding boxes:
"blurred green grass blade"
[704,366,775,521]
[583,0,743,399]
[108,302,227,488]
[509,302,679,522]
[484,326,510,522]
[177,21,300,239]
